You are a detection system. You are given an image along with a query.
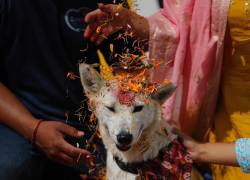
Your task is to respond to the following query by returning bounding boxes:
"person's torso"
[214,0,250,140]
[0,0,120,128]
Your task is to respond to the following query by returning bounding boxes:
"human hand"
[84,3,130,45]
[172,128,203,162]
[173,128,239,166]
[34,121,91,166]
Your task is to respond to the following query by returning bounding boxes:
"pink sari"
[148,0,231,139]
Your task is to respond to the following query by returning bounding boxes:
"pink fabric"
[148,0,231,138]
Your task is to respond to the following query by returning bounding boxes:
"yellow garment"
[210,0,250,179]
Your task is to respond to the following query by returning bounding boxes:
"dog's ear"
[151,83,176,104]
[79,63,104,95]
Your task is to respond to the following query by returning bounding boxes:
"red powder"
[117,90,135,106]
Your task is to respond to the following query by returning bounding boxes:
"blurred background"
[136,0,163,17]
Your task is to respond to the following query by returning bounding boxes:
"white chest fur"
[106,151,138,180]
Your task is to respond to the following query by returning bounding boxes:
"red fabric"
[138,138,192,180]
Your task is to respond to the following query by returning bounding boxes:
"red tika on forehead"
[117,89,135,106]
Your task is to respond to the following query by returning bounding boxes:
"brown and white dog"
[79,63,192,180]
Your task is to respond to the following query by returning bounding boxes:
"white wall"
[136,0,160,17]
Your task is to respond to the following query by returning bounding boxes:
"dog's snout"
[117,132,133,146]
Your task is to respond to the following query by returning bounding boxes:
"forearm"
[196,142,238,166]
[0,83,38,140]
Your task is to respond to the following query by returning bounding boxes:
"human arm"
[84,3,149,45]
[176,129,250,172]
[0,83,38,139]
[175,129,237,165]
[0,83,90,166]
[186,140,237,166]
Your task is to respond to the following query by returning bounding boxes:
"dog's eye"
[106,106,115,112]
[133,105,144,113]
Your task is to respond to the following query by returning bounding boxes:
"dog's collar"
[114,143,171,175]
[114,138,193,179]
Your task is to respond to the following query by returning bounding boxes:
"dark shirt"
[0,0,121,128]
[0,0,130,176]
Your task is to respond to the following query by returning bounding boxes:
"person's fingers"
[90,32,100,43]
[53,152,74,166]
[95,24,116,44]
[98,3,114,14]
[85,8,108,23]
[102,25,113,37]
[95,34,108,45]
[84,25,94,38]
[84,14,107,39]
[97,3,104,8]
[84,25,104,41]
[171,127,194,147]
[60,140,90,158]
[58,123,84,138]
[84,22,102,39]
[85,9,99,23]
[77,153,95,167]
[86,154,95,167]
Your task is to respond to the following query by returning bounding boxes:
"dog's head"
[79,63,175,152]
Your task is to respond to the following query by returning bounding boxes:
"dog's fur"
[79,63,177,180]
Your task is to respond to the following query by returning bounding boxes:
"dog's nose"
[117,132,133,146]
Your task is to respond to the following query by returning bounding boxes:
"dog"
[79,63,192,180]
